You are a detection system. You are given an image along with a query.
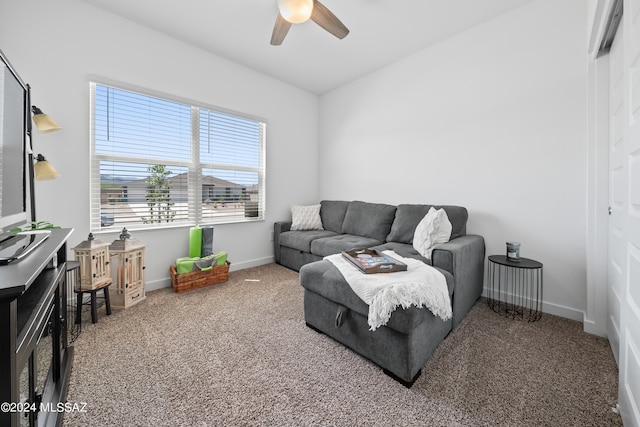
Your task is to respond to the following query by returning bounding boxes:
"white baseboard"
[583,318,607,337]
[541,301,584,323]
[481,288,584,323]
[229,256,275,271]
[146,277,172,292]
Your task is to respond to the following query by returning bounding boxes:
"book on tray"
[341,248,407,274]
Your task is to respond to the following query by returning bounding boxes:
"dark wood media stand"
[0,228,74,427]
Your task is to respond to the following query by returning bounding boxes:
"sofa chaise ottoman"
[300,259,455,385]
[274,200,485,385]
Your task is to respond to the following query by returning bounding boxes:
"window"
[90,83,265,231]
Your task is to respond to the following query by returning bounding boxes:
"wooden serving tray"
[341,248,407,274]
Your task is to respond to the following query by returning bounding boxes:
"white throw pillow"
[412,207,452,259]
[290,204,324,231]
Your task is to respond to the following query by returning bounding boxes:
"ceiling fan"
[271,0,349,46]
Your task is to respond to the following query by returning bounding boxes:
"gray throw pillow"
[320,200,350,233]
[341,201,396,242]
[387,204,468,243]
[386,204,432,244]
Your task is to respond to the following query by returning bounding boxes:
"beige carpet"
[63,263,622,426]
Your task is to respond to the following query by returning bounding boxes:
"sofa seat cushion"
[299,260,454,334]
[279,230,339,253]
[310,234,383,257]
[342,201,397,242]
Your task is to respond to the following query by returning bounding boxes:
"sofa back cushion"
[386,204,468,244]
[341,201,397,241]
[320,200,350,233]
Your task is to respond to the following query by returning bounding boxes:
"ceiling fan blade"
[310,0,349,40]
[271,13,292,45]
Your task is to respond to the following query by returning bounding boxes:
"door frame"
[586,0,616,338]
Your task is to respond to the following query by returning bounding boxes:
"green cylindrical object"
[189,227,202,258]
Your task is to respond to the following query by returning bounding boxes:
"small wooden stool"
[74,280,112,324]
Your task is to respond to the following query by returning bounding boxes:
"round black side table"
[487,255,543,322]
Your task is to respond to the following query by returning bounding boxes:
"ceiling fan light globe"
[278,0,313,24]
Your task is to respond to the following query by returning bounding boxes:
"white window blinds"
[90,83,266,231]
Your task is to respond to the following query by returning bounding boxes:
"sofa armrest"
[431,234,485,328]
[274,221,292,263]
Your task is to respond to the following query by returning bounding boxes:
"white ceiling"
[81,0,537,94]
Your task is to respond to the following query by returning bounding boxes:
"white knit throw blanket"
[324,250,452,331]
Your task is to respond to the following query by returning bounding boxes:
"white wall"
[0,0,320,290]
[0,0,593,321]
[319,0,588,320]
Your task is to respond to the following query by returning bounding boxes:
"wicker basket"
[170,261,230,293]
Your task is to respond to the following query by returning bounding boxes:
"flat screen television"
[0,48,40,263]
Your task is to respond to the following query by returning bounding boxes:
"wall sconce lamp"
[31,105,61,133]
[34,154,59,181]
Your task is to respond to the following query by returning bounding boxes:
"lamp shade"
[277,0,314,23]
[34,154,59,180]
[32,106,61,133]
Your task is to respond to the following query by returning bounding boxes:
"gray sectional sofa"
[274,200,485,385]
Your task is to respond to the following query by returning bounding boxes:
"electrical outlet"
[270,231,274,241]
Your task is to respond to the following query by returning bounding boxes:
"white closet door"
[608,18,624,365]
[615,1,640,425]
